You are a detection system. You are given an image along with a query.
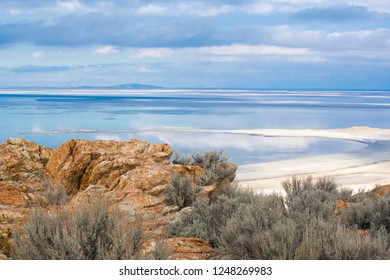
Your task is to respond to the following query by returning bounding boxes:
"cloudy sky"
[1,0,389,89]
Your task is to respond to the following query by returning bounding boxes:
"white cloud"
[132,2,236,17]
[199,44,313,56]
[95,45,118,54]
[137,67,158,73]
[242,3,275,14]
[135,4,166,15]
[127,44,322,64]
[348,0,390,13]
[31,50,79,59]
[176,2,235,17]
[8,8,24,15]
[56,0,83,12]
[203,56,240,62]
[241,0,390,14]
[32,51,45,58]
[129,48,175,58]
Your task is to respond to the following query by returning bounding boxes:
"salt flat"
[234,127,390,194]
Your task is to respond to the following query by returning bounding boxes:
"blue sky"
[0,0,390,89]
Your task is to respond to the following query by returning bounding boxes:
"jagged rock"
[0,138,53,193]
[45,138,172,194]
[0,138,54,258]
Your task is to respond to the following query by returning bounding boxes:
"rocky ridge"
[0,138,236,260]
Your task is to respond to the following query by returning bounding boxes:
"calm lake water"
[1,90,389,164]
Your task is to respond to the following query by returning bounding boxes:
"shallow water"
[0,89,388,164]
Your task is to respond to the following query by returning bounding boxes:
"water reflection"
[19,131,365,165]
[0,90,385,164]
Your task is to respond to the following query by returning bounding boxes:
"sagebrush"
[165,172,199,209]
[12,197,167,260]
[169,176,390,259]
[172,149,236,186]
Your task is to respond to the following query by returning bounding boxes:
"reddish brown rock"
[142,237,219,260]
[0,138,53,193]
[167,165,204,180]
[168,237,219,260]
[0,185,29,207]
[371,184,390,196]
[45,138,172,194]
[0,138,55,258]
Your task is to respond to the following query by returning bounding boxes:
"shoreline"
[237,143,390,194]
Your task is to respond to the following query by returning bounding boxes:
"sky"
[0,0,390,89]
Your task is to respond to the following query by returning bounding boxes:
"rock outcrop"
[0,138,236,260]
[0,138,53,194]
[45,138,172,194]
[0,138,54,248]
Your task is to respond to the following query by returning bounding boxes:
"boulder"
[45,138,172,194]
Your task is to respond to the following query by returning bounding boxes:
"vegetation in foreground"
[12,197,169,260]
[169,176,390,259]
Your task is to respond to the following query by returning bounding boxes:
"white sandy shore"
[235,127,390,194]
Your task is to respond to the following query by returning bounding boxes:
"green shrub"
[12,198,146,260]
[165,172,199,209]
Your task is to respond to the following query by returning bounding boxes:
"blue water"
[1,90,388,164]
